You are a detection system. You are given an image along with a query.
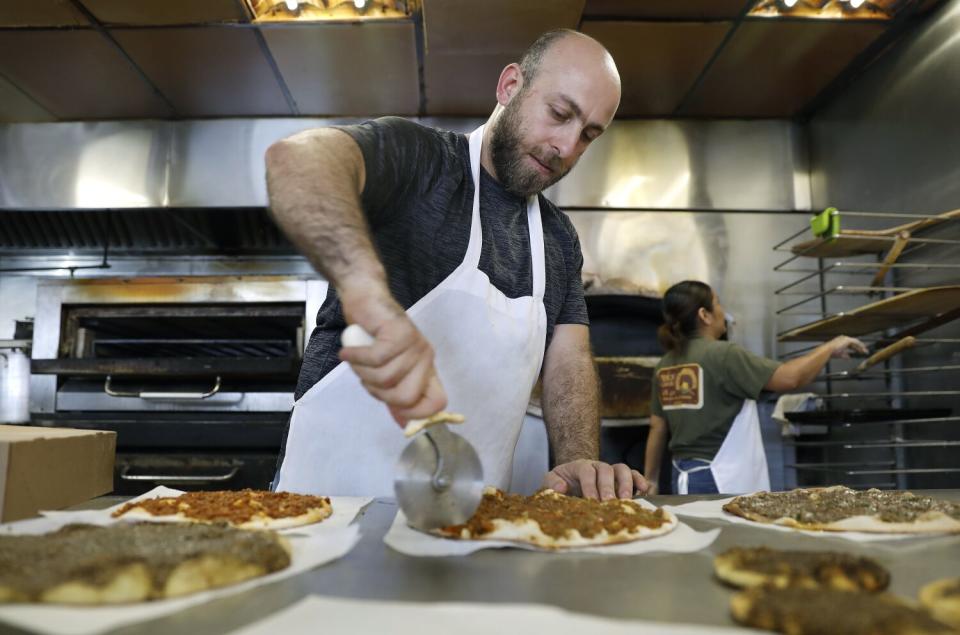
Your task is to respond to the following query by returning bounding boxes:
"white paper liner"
[230,595,754,635]
[384,498,720,556]
[0,522,360,635]
[36,486,373,534]
[662,497,948,543]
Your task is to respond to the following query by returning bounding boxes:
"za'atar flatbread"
[714,546,890,592]
[0,523,290,605]
[919,578,960,630]
[431,487,677,549]
[723,486,960,534]
[112,489,332,530]
[730,587,955,635]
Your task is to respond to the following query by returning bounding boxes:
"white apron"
[275,125,549,497]
[673,399,770,495]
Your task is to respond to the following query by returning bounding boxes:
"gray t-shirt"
[294,117,589,398]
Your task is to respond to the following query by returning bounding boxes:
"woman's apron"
[673,399,770,494]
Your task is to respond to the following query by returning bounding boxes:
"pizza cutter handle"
[424,430,452,491]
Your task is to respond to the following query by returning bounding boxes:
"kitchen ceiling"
[0,0,945,122]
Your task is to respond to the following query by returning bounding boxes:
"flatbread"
[112,489,332,530]
[432,487,677,549]
[723,486,960,534]
[730,587,955,635]
[920,578,960,630]
[0,523,290,605]
[714,546,890,592]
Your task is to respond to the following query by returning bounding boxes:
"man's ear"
[496,63,524,107]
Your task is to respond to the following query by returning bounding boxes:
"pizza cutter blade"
[394,418,484,532]
[340,325,484,531]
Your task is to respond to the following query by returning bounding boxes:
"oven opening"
[36,303,305,406]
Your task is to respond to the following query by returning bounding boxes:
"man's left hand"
[543,459,651,500]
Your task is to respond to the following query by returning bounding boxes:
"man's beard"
[489,96,569,197]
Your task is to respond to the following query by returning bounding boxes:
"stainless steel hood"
[0,117,807,214]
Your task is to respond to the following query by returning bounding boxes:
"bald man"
[266,29,649,500]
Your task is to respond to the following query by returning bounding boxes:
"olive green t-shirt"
[650,337,780,460]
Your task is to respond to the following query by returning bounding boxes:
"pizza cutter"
[341,325,484,531]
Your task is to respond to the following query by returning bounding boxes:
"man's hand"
[643,479,659,496]
[338,290,447,425]
[543,459,651,500]
[828,335,869,359]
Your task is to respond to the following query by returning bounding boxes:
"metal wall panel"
[0,121,169,208]
[0,118,805,210]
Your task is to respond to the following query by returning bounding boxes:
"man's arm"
[265,128,445,422]
[540,324,650,500]
[539,324,599,465]
[765,335,867,392]
[642,415,668,496]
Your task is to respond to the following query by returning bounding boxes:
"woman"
[642,280,867,495]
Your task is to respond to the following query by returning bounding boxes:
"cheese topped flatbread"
[723,486,960,534]
[432,487,677,549]
[0,523,290,605]
[112,489,332,530]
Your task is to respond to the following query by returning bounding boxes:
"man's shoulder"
[368,116,465,153]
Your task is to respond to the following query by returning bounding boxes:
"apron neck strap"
[468,125,546,299]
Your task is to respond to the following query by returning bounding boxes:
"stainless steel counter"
[8,492,960,635]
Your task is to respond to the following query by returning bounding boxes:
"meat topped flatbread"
[112,489,332,530]
[0,523,290,605]
[731,587,955,635]
[432,487,677,549]
[714,546,890,592]
[920,578,960,630]
[723,486,960,534]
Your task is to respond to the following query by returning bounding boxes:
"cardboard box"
[0,425,116,523]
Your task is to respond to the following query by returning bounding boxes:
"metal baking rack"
[772,208,960,490]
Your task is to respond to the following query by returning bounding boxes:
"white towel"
[772,393,821,436]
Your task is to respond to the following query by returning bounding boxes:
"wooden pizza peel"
[778,286,960,341]
[341,325,483,531]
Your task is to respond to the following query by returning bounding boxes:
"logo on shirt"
[657,363,704,410]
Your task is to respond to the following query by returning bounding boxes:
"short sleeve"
[650,369,664,417]
[718,343,781,401]
[334,117,443,228]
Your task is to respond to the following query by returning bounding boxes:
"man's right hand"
[828,335,869,359]
[338,291,447,426]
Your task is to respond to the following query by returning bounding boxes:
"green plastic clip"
[810,207,840,239]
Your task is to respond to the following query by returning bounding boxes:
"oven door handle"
[104,375,222,400]
[118,465,240,483]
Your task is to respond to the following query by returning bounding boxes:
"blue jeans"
[672,458,719,494]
